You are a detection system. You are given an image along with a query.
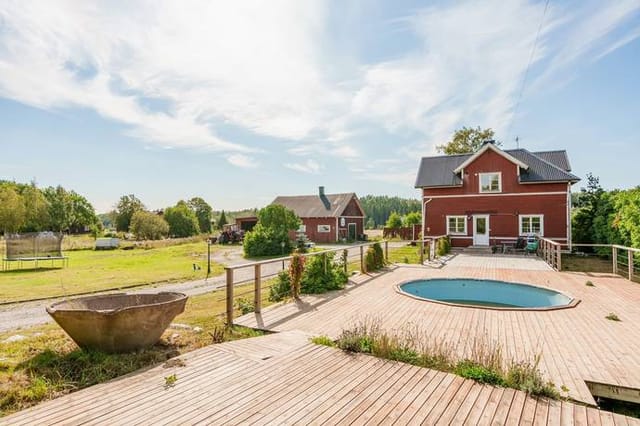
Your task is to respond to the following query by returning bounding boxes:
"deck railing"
[537,237,640,282]
[419,235,448,264]
[223,241,390,325]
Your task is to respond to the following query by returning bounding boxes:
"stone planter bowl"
[46,292,188,353]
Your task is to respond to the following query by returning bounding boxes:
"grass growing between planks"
[0,288,265,417]
[0,241,225,303]
[313,318,566,399]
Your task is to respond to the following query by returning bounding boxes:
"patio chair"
[525,238,539,255]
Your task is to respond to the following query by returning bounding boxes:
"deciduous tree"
[115,194,145,232]
[436,126,498,154]
[0,185,25,233]
[188,197,213,233]
[164,201,200,238]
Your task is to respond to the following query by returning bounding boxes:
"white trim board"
[423,191,567,199]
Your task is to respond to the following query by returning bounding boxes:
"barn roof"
[414,147,580,188]
[272,193,362,218]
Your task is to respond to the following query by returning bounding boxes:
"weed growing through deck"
[164,374,178,389]
[585,281,595,287]
[310,336,336,347]
[606,312,621,321]
[324,318,562,399]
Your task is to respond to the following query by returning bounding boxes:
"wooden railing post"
[343,249,348,275]
[612,246,618,275]
[226,268,234,326]
[360,245,365,273]
[420,240,424,264]
[628,250,634,281]
[254,264,261,313]
[557,244,562,271]
[384,240,389,261]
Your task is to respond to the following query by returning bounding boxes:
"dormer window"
[479,172,501,193]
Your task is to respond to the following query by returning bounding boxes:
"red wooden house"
[415,141,580,248]
[272,187,365,244]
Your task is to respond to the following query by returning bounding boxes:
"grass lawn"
[387,244,423,264]
[0,284,273,417]
[562,254,613,274]
[0,242,224,303]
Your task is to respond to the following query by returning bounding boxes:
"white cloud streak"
[284,159,323,174]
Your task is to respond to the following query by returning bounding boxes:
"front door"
[348,223,357,241]
[473,215,490,246]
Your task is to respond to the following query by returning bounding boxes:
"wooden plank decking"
[3,330,638,425]
[236,256,640,407]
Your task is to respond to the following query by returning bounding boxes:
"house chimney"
[319,186,325,197]
[319,186,330,209]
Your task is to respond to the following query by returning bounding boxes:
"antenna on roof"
[515,136,520,149]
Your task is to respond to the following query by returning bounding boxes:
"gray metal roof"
[272,193,360,218]
[415,148,580,188]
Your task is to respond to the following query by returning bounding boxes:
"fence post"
[557,244,562,271]
[254,264,261,313]
[628,250,634,281]
[226,268,234,326]
[384,241,389,261]
[612,246,618,275]
[420,240,424,264]
[343,249,348,275]
[360,245,365,273]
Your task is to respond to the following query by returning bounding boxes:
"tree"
[403,212,421,226]
[43,186,74,232]
[130,210,170,240]
[571,173,605,245]
[164,201,200,238]
[359,195,420,228]
[115,194,145,232]
[188,197,213,233]
[0,185,25,233]
[21,184,51,232]
[243,205,301,257]
[365,217,376,229]
[436,126,498,154]
[217,210,228,230]
[385,212,402,228]
[68,191,99,233]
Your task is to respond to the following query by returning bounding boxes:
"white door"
[473,215,490,246]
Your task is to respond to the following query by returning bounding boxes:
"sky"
[0,0,639,213]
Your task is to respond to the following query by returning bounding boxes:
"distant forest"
[359,195,421,229]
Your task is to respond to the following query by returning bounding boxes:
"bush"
[129,211,169,240]
[243,224,293,257]
[437,236,451,256]
[235,297,254,315]
[269,271,291,302]
[365,243,385,272]
[301,253,348,294]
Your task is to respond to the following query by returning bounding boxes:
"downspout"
[567,182,572,251]
[422,197,432,263]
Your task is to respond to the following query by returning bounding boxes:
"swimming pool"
[398,278,577,310]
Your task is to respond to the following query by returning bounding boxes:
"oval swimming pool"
[398,278,576,310]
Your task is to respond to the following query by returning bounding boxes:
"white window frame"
[519,215,544,236]
[446,215,467,235]
[479,172,502,193]
[317,224,331,233]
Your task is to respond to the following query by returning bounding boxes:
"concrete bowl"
[46,292,188,353]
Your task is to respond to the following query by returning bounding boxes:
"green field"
[0,242,224,303]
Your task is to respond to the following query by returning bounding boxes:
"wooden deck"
[3,330,638,425]
[236,256,640,407]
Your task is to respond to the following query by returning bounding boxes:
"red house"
[415,142,580,248]
[272,187,365,244]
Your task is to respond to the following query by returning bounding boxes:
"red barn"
[415,141,580,248]
[272,187,365,244]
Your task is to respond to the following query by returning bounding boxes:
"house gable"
[340,196,365,217]
[453,143,528,174]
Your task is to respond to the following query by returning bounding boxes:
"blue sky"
[0,0,639,213]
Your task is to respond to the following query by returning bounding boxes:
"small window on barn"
[447,216,467,235]
[519,215,544,236]
[317,224,331,233]
[479,172,501,193]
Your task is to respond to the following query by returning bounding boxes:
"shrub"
[129,211,169,240]
[301,253,348,294]
[268,271,291,302]
[235,297,254,315]
[365,242,385,272]
[385,212,403,228]
[436,236,451,256]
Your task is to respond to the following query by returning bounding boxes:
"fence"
[223,241,390,325]
[537,237,639,282]
[383,225,422,240]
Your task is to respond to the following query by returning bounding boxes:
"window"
[447,216,467,235]
[479,172,501,193]
[520,215,543,236]
[317,224,331,233]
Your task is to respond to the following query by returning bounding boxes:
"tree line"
[0,181,98,234]
[572,173,640,249]
[359,195,421,229]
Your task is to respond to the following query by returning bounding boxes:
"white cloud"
[227,154,258,169]
[284,159,323,174]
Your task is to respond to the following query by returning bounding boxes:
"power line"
[506,0,551,145]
